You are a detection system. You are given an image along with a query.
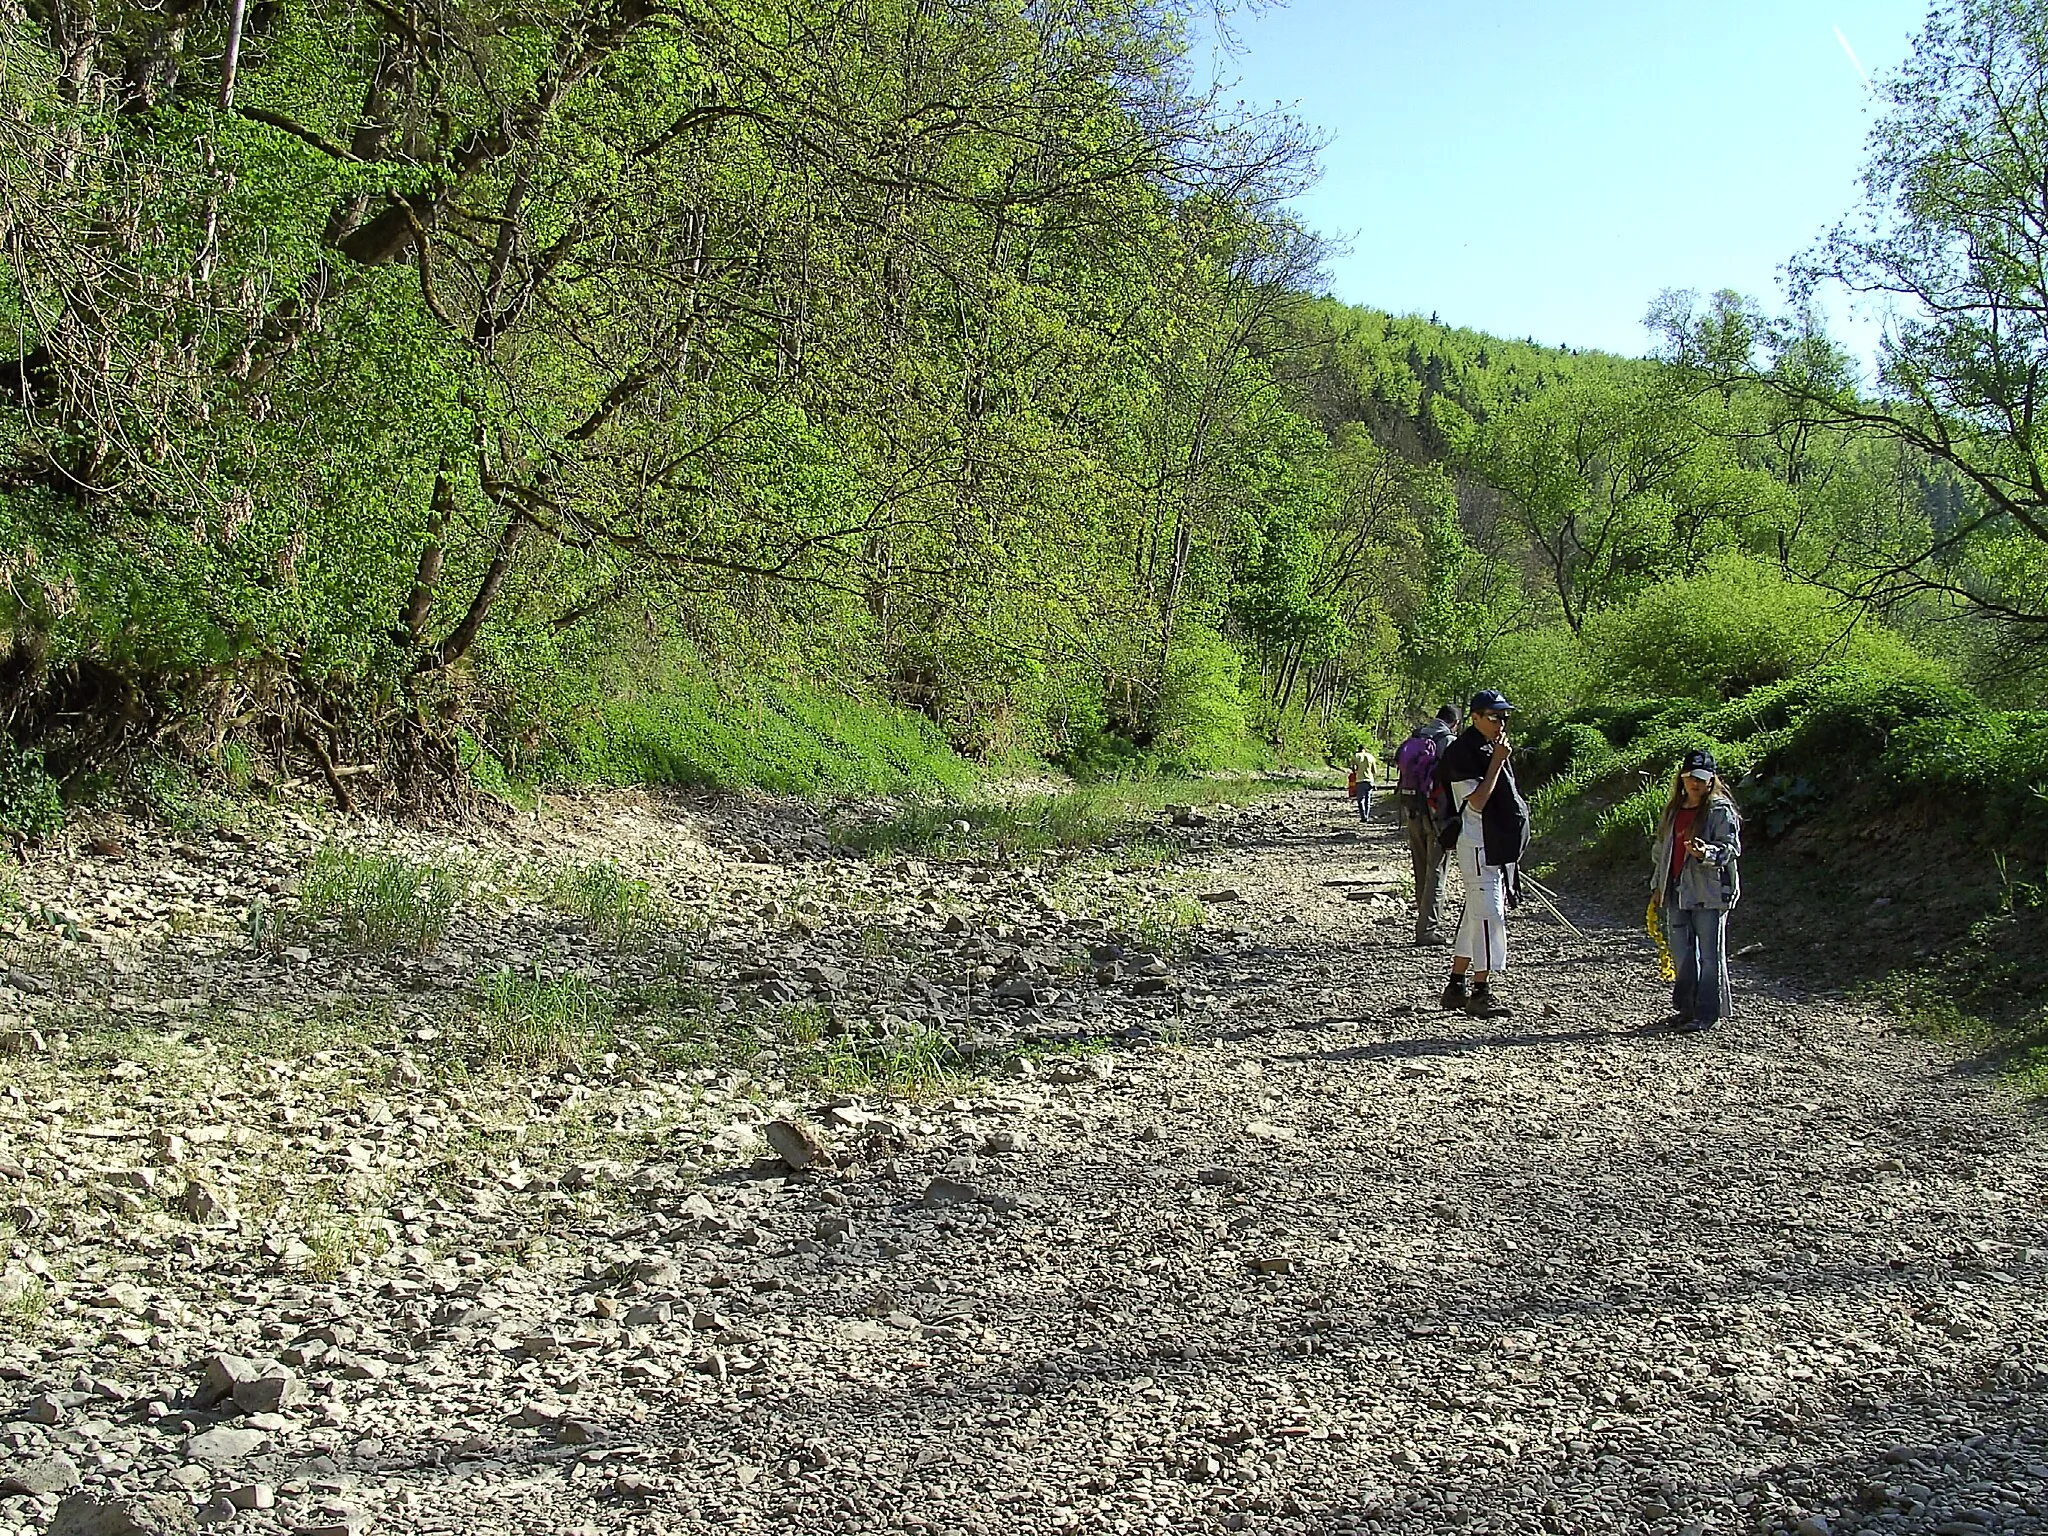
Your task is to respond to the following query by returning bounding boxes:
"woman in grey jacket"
[1649,748,1742,1034]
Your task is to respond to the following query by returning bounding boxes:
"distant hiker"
[1649,748,1743,1034]
[1393,705,1459,944]
[1434,691,1530,1018]
[1349,744,1380,822]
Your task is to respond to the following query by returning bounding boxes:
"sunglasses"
[1480,712,1510,723]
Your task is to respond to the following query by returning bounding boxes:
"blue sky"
[1203,0,1933,359]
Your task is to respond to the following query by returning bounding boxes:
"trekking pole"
[1519,873,1592,945]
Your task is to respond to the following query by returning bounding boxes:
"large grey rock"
[49,1493,195,1536]
[182,1181,237,1225]
[2,1450,81,1495]
[193,1353,258,1408]
[764,1119,831,1170]
[232,1367,306,1414]
[186,1424,269,1463]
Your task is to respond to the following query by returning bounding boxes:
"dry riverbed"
[0,786,2044,1536]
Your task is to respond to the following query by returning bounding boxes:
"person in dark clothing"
[1435,690,1530,1019]
[1392,705,1459,944]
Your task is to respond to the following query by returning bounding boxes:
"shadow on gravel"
[1284,1025,1659,1061]
[1306,1349,2048,1535]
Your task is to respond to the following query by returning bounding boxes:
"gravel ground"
[2,787,2045,1536]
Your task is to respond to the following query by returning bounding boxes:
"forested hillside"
[3,0,2047,909]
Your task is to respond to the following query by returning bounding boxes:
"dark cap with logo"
[1682,748,1718,780]
[1468,689,1515,716]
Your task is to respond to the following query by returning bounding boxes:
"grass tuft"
[783,1013,968,1097]
[0,1274,48,1321]
[478,968,609,1069]
[277,844,460,954]
[547,859,660,949]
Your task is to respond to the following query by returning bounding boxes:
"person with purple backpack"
[1392,705,1460,945]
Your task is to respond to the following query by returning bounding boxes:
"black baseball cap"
[1682,748,1717,780]
[1469,690,1515,716]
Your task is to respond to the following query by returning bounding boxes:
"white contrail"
[1834,25,1874,91]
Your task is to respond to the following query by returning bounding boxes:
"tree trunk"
[400,468,454,643]
[425,509,524,670]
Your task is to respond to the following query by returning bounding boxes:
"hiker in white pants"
[1434,689,1528,1019]
[1454,831,1509,976]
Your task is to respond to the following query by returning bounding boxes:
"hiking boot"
[1675,1017,1717,1034]
[1413,929,1449,948]
[1464,983,1511,1019]
[1651,1010,1693,1031]
[1437,975,1469,1011]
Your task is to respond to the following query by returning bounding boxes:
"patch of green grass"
[1861,869,2048,1095]
[0,1274,48,1322]
[477,969,609,1069]
[622,994,968,1097]
[786,1016,968,1097]
[853,922,915,958]
[547,859,660,949]
[1047,863,1208,957]
[507,645,981,799]
[1131,892,1208,957]
[304,1211,391,1281]
[277,844,460,954]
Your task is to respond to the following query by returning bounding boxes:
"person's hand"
[1687,837,1707,858]
[1494,730,1513,759]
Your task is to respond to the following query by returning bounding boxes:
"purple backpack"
[1394,730,1442,795]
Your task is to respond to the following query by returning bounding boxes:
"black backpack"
[1430,752,1463,850]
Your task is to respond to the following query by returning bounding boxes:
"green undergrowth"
[1518,665,2048,1091]
[500,655,980,800]
[0,737,63,842]
[1518,668,2048,867]
[831,775,1300,860]
[1859,864,2048,1095]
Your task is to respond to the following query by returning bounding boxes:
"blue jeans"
[1356,784,1373,821]
[1670,905,1731,1024]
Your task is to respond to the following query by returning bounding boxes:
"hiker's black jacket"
[1436,727,1531,868]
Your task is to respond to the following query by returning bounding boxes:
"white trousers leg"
[1454,837,1509,974]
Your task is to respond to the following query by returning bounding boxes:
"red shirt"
[1670,803,1701,885]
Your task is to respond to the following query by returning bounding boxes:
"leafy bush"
[0,738,63,842]
[1524,663,2048,865]
[129,756,237,831]
[1325,717,1373,767]
[1583,555,1943,703]
[1489,622,1591,718]
[1152,627,1250,773]
[1056,722,1154,783]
